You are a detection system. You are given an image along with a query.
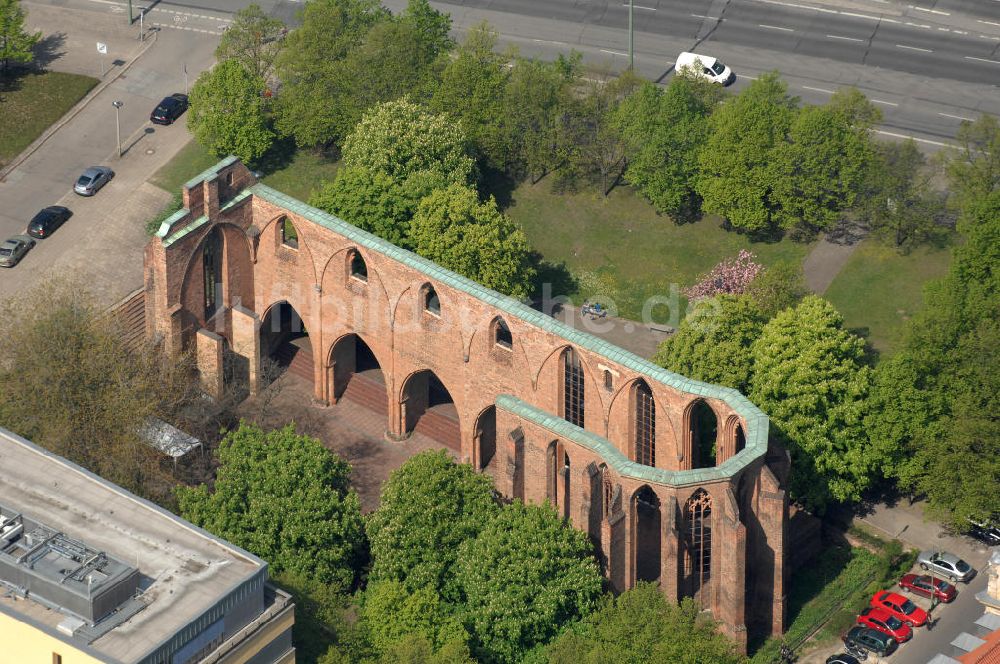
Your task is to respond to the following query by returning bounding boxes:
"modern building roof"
[0,426,264,663]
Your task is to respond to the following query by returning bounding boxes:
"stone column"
[661,495,680,602]
[718,487,748,651]
[196,329,225,400]
[231,304,261,395]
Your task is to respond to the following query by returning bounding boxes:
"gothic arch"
[682,488,713,607]
[684,399,721,469]
[257,212,318,286]
[721,415,747,464]
[474,405,497,471]
[632,485,662,584]
[326,332,388,417]
[632,379,656,467]
[399,369,460,452]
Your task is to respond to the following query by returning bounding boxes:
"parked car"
[74,166,114,196]
[150,93,189,125]
[843,625,898,658]
[967,519,1000,546]
[27,206,72,239]
[826,656,861,664]
[675,51,736,85]
[917,550,975,583]
[870,590,928,627]
[899,573,957,603]
[857,606,913,642]
[0,235,36,267]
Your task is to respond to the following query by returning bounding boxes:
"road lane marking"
[896,44,933,52]
[755,0,838,14]
[600,49,627,56]
[759,24,794,31]
[966,56,1000,64]
[841,11,896,22]
[911,5,950,15]
[691,14,721,19]
[872,99,899,106]
[622,3,657,9]
[827,34,865,41]
[906,21,932,28]
[876,130,951,147]
[737,74,758,80]
[803,86,835,93]
[938,112,975,121]
[978,19,1000,27]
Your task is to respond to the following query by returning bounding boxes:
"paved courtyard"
[239,374,452,513]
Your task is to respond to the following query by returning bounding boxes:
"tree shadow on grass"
[480,164,518,209]
[252,134,299,177]
[529,253,578,304]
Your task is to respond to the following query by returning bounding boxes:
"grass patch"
[824,238,953,357]
[0,71,98,167]
[750,535,916,662]
[505,179,814,321]
[146,193,184,236]
[149,140,219,194]
[149,140,339,203]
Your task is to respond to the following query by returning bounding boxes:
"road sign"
[97,42,108,55]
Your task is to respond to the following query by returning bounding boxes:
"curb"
[0,31,158,183]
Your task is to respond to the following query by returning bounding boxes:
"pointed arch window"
[203,228,222,320]
[634,380,655,467]
[349,250,368,282]
[493,318,512,349]
[685,489,713,604]
[561,347,585,428]
[280,217,298,249]
[423,284,441,316]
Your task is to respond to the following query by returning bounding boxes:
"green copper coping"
[167,158,769,475]
[497,395,759,486]
[183,155,240,190]
[158,189,253,246]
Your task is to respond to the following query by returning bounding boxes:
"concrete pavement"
[0,2,220,306]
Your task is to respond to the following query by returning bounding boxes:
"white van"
[675,52,736,86]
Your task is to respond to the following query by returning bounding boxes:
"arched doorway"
[260,302,311,388]
[329,334,387,417]
[475,406,497,471]
[683,489,713,606]
[688,400,719,469]
[633,485,661,584]
[402,370,459,452]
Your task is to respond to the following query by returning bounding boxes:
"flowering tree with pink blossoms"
[683,250,763,299]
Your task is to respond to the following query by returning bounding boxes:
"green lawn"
[824,238,953,357]
[505,179,814,321]
[0,71,99,167]
[150,139,340,201]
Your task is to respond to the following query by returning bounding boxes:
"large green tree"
[362,580,471,657]
[614,75,720,222]
[409,183,536,297]
[861,139,945,250]
[430,23,512,174]
[696,72,798,232]
[456,501,603,664]
[214,3,286,81]
[272,0,387,147]
[365,450,499,601]
[945,113,1000,211]
[546,584,746,664]
[772,92,877,231]
[867,190,1000,526]
[0,0,40,75]
[653,295,766,393]
[176,423,366,590]
[187,59,275,163]
[749,296,874,511]
[341,97,475,185]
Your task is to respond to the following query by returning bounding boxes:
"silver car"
[917,550,975,583]
[0,235,36,267]
[74,166,114,196]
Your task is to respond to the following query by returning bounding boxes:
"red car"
[858,606,913,642]
[870,590,928,627]
[899,574,957,603]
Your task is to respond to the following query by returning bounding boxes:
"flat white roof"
[0,427,262,662]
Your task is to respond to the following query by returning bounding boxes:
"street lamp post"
[628,0,634,69]
[112,100,124,157]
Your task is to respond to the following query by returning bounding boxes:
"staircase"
[274,339,313,384]
[340,371,388,414]
[413,405,461,452]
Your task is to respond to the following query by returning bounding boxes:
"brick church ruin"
[144,157,790,649]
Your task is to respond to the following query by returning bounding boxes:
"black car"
[150,93,189,125]
[968,519,1000,546]
[27,206,72,239]
[826,655,862,664]
[844,625,897,658]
